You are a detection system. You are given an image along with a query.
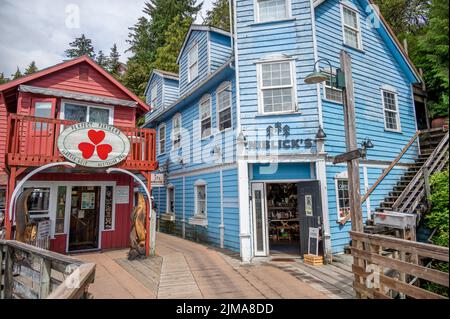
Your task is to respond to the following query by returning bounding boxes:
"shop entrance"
[252,181,323,257]
[68,186,101,252]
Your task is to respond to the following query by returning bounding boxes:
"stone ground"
[75,232,355,299]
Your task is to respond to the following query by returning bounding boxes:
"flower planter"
[431,116,449,129]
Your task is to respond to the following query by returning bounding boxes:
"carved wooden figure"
[128,193,147,260]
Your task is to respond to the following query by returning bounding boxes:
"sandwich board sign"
[308,227,320,256]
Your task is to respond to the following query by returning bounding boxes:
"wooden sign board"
[333,149,363,164]
[308,227,320,256]
[151,173,165,188]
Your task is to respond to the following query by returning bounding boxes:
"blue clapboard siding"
[163,77,180,106]
[155,168,240,252]
[145,73,164,110]
[179,30,210,96]
[326,164,407,253]
[210,31,233,73]
[235,0,320,156]
[316,0,418,163]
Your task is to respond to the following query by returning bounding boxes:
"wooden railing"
[350,231,449,299]
[0,240,95,299]
[6,114,157,171]
[392,132,449,214]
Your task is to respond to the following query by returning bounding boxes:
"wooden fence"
[350,231,449,299]
[0,240,95,299]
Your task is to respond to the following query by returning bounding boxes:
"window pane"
[344,28,359,48]
[337,180,350,219]
[89,107,110,124]
[56,186,66,234]
[258,0,287,22]
[64,103,87,122]
[262,62,291,88]
[343,8,357,28]
[159,126,166,154]
[196,185,206,216]
[200,99,211,120]
[383,91,397,111]
[263,88,293,113]
[35,102,52,118]
[385,110,398,130]
[25,188,50,215]
[219,109,232,131]
[201,118,211,138]
[218,89,231,111]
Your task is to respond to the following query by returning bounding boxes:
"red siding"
[31,172,134,252]
[0,94,8,170]
[50,234,67,254]
[29,63,131,101]
[114,105,136,127]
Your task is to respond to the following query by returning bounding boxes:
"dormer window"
[188,43,199,83]
[256,0,289,23]
[151,85,158,108]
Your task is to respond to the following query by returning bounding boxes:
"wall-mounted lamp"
[304,58,345,89]
[360,138,374,159]
[315,126,327,140]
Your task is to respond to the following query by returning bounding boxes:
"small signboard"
[116,186,130,204]
[81,192,95,209]
[305,195,313,217]
[151,173,166,188]
[37,220,52,240]
[333,149,363,164]
[308,227,320,256]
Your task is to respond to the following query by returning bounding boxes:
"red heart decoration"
[88,130,106,145]
[97,144,113,160]
[78,142,95,159]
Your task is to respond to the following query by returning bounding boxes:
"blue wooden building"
[144,0,422,262]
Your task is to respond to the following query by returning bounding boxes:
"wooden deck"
[74,233,354,299]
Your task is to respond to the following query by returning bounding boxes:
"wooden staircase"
[366,128,449,232]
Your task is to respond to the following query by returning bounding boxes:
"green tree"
[12,67,23,80]
[108,43,121,77]
[204,0,232,31]
[426,169,449,247]
[24,61,38,75]
[65,34,96,59]
[0,72,9,85]
[153,15,193,73]
[96,50,109,69]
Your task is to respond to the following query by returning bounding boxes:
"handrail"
[361,131,421,204]
[392,132,449,212]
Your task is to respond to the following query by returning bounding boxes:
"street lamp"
[304,58,346,89]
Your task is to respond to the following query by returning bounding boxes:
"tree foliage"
[204,0,232,31]
[108,44,121,77]
[0,72,9,85]
[96,50,109,69]
[24,61,38,75]
[426,169,449,247]
[12,67,23,80]
[65,34,96,59]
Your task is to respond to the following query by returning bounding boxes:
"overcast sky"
[0,0,212,77]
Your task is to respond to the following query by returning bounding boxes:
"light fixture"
[315,126,327,139]
[304,58,345,89]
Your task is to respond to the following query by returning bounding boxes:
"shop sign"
[151,173,166,188]
[116,186,130,204]
[308,227,320,256]
[57,122,130,168]
[37,220,52,240]
[247,123,315,151]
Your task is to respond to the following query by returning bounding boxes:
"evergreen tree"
[96,50,109,69]
[204,0,232,31]
[24,61,38,75]
[12,67,23,80]
[153,15,193,73]
[0,72,9,85]
[65,34,96,59]
[108,44,121,76]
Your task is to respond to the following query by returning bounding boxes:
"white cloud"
[0,0,213,77]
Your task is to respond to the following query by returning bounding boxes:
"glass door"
[252,183,268,257]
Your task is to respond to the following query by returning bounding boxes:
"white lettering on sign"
[151,173,165,188]
[116,186,130,204]
[57,122,130,168]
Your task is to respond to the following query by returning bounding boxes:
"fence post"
[39,257,52,299]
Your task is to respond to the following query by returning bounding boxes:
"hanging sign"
[308,227,320,256]
[57,122,130,168]
[151,173,166,188]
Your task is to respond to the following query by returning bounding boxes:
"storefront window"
[55,186,66,234]
[337,179,350,220]
[104,186,114,230]
[25,188,50,216]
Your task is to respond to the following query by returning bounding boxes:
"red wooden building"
[0,56,157,254]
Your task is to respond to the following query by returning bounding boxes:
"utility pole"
[340,50,363,233]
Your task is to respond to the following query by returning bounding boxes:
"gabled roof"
[176,24,231,64]
[0,55,150,112]
[314,0,422,83]
[144,69,179,96]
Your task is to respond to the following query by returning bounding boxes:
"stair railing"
[361,131,421,204]
[391,132,449,214]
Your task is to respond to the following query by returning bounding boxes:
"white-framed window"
[381,88,401,132]
[24,188,51,217]
[34,101,53,131]
[167,185,175,214]
[336,178,350,221]
[158,123,166,155]
[172,114,182,149]
[194,181,207,218]
[188,43,199,83]
[217,82,232,131]
[151,85,158,108]
[323,67,343,103]
[256,0,290,23]
[258,60,296,114]
[341,4,362,50]
[199,95,212,138]
[61,100,113,125]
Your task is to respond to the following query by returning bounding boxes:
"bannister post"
[4,246,13,299]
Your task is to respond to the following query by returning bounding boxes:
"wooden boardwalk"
[75,233,354,299]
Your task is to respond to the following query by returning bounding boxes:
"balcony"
[6,114,158,171]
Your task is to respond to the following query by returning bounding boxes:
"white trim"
[187,43,199,84]
[216,81,233,131]
[199,94,213,139]
[60,99,114,125]
[169,163,237,179]
[251,182,268,256]
[158,123,167,155]
[334,175,350,223]
[381,87,402,133]
[340,3,363,51]
[254,0,292,23]
[256,58,298,115]
[219,169,224,248]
